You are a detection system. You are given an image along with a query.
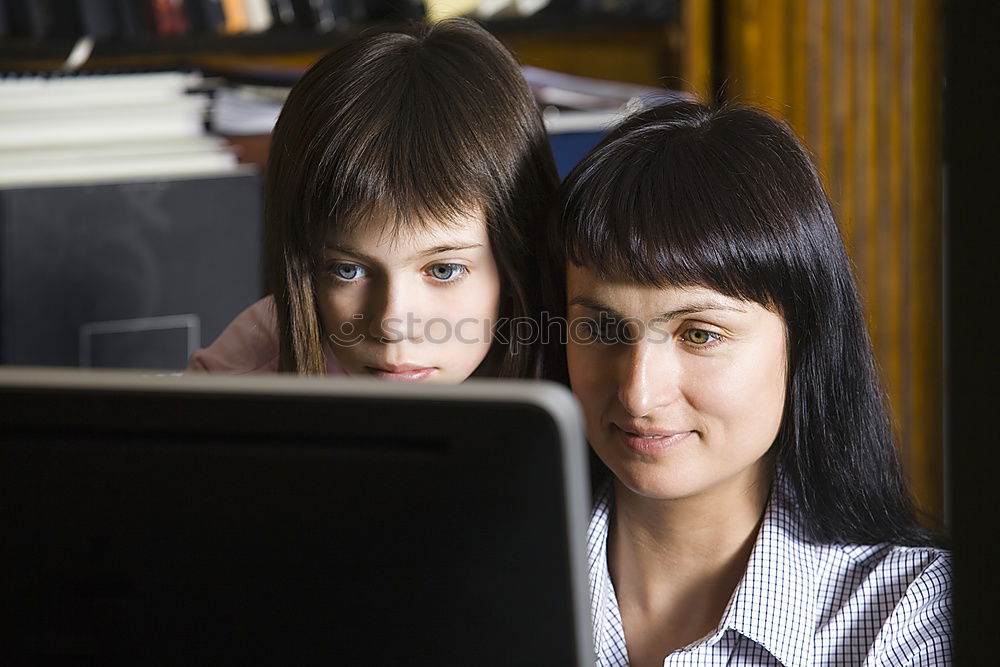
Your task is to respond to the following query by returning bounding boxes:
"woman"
[547,102,951,665]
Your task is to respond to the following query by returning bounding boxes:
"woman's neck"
[607,470,771,665]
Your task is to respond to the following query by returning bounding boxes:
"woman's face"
[317,209,501,383]
[566,264,787,501]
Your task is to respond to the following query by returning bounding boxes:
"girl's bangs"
[308,87,519,238]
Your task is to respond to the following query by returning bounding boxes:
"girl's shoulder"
[186,296,280,374]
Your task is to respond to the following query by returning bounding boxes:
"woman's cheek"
[567,344,606,415]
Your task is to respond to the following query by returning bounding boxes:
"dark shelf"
[0,28,358,67]
[0,12,679,71]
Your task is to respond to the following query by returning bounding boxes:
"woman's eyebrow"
[567,296,624,319]
[654,302,748,320]
[568,295,746,320]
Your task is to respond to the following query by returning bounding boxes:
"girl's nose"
[367,278,425,343]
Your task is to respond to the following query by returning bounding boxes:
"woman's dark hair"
[548,101,930,546]
[265,18,558,377]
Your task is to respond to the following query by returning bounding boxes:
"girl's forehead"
[328,207,489,247]
[324,209,493,261]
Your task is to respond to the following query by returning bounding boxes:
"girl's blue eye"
[429,264,466,281]
[330,263,364,281]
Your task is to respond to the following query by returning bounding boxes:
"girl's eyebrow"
[568,295,747,321]
[323,242,484,263]
[415,243,483,259]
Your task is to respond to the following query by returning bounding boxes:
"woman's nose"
[616,341,681,418]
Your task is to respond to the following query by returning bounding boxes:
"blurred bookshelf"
[0,3,699,92]
[0,0,416,72]
[0,1,706,179]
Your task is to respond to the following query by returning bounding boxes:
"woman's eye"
[577,318,630,345]
[578,320,607,343]
[682,328,720,345]
[329,262,365,281]
[428,263,467,282]
[598,326,623,345]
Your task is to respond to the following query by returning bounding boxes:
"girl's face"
[566,264,787,501]
[317,209,501,383]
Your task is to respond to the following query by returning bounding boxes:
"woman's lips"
[364,365,437,381]
[613,424,694,454]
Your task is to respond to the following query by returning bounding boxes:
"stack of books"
[0,70,242,187]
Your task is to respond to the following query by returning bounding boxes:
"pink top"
[187,296,346,375]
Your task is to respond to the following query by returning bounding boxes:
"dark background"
[945,1,1000,662]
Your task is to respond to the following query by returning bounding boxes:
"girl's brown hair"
[265,18,558,376]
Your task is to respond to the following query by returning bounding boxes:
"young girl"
[547,102,951,665]
[189,19,558,380]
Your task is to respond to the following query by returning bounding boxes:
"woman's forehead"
[566,264,754,315]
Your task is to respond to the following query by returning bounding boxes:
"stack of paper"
[0,71,243,187]
[207,65,692,138]
[210,84,287,136]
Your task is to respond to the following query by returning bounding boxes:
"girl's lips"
[613,424,693,454]
[365,366,437,381]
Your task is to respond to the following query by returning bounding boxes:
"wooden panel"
[909,0,944,526]
[501,28,680,89]
[681,0,714,98]
[720,0,944,525]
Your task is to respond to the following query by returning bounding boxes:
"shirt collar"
[716,477,819,667]
[587,476,821,667]
[586,479,618,663]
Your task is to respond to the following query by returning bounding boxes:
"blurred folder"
[0,173,263,370]
[0,71,260,371]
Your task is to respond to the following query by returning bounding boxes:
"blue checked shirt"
[587,480,952,666]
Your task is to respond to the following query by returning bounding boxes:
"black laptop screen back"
[0,380,588,666]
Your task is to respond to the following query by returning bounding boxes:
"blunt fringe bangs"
[557,103,836,310]
[265,18,558,377]
[284,21,535,234]
[552,102,933,547]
